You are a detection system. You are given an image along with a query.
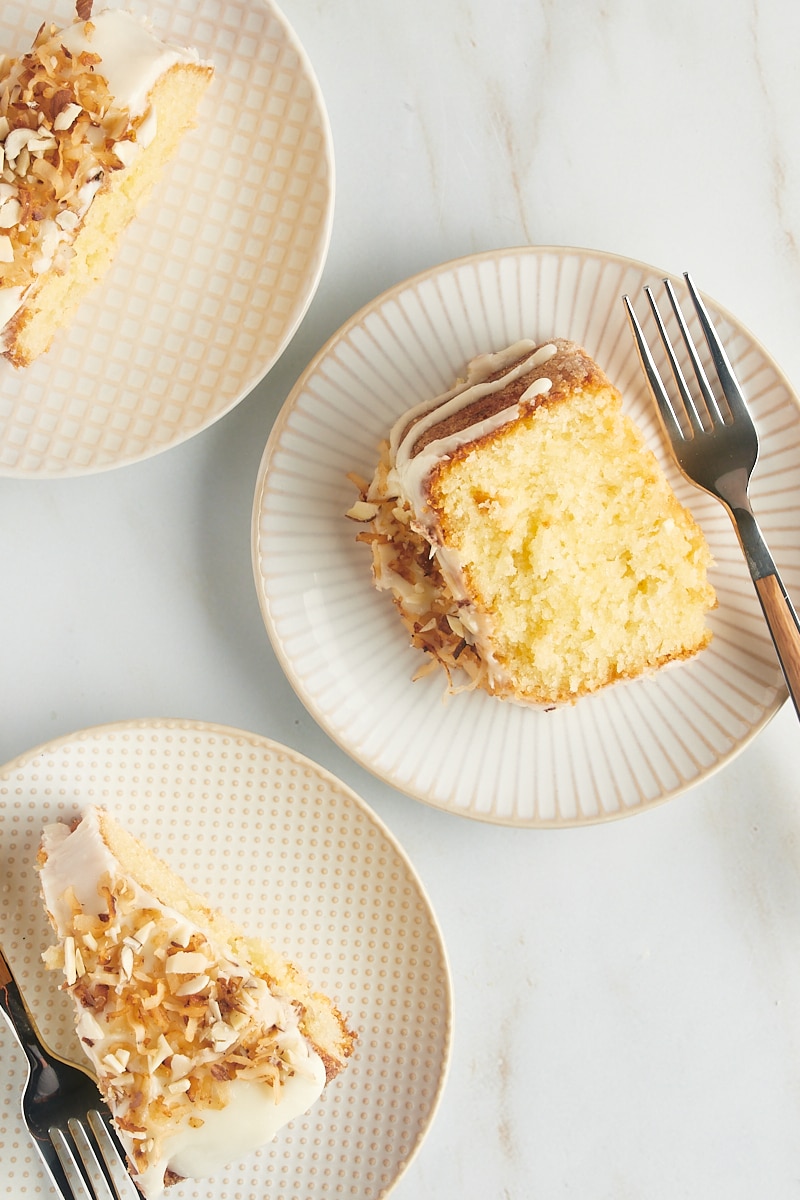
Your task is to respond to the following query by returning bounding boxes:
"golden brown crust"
[409,338,611,457]
[315,1043,347,1083]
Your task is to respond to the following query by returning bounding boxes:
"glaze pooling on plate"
[252,245,800,826]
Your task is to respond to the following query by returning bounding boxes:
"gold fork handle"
[754,574,800,718]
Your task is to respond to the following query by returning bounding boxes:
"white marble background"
[2,0,800,1196]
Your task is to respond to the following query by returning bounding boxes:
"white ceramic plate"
[0,0,333,476]
[0,719,452,1199]
[252,245,800,826]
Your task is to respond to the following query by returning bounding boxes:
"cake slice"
[349,337,716,706]
[38,806,355,1199]
[0,7,214,367]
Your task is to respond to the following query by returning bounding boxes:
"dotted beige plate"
[0,719,453,1199]
[0,0,333,476]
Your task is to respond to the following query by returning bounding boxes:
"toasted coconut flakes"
[41,861,318,1182]
[166,950,210,975]
[0,24,138,301]
[41,943,64,970]
[175,974,211,996]
[102,1051,129,1075]
[350,444,490,696]
[140,980,166,1010]
[0,197,21,227]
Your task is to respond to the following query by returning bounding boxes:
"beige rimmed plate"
[0,719,452,1199]
[252,245,800,826]
[0,0,333,476]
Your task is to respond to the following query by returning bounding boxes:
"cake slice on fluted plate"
[349,337,716,706]
[38,806,355,1199]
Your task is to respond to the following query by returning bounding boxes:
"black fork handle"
[730,506,800,720]
[0,947,52,1078]
[1,950,76,1195]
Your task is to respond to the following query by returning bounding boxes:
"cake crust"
[406,337,609,457]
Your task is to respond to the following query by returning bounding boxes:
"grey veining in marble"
[2,1,800,1197]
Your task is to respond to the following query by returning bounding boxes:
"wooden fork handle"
[754,573,800,718]
[729,504,800,721]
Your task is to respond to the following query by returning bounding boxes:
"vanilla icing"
[57,11,200,133]
[0,10,204,341]
[40,810,325,1200]
[389,341,557,528]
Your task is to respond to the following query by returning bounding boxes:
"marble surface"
[2,0,800,1196]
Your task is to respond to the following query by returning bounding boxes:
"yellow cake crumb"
[352,337,716,705]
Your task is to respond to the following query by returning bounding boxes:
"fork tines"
[50,1110,136,1200]
[623,271,750,442]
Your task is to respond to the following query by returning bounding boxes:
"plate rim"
[251,243,793,827]
[0,0,336,479]
[0,715,455,1198]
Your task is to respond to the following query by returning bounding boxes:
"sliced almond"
[0,197,20,228]
[53,103,83,131]
[345,500,380,521]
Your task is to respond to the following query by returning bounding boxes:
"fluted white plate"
[0,719,452,1199]
[0,0,333,476]
[252,246,800,826]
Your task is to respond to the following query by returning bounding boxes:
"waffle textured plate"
[0,0,333,476]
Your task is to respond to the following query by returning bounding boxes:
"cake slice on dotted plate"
[38,805,355,1200]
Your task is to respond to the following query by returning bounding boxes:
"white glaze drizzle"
[390,340,557,528]
[373,340,558,690]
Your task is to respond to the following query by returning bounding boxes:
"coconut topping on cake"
[0,8,211,362]
[39,808,327,1200]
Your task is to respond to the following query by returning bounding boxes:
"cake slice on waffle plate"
[0,5,214,367]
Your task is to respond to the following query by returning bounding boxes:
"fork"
[0,946,136,1200]
[623,272,800,720]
